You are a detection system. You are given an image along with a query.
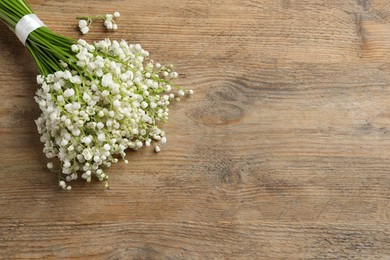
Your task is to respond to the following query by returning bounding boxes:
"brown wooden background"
[0,0,389,259]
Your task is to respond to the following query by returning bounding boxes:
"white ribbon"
[15,14,46,45]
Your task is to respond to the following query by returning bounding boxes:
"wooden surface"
[0,0,390,259]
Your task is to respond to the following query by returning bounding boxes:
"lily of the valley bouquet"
[0,0,191,190]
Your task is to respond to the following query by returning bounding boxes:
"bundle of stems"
[0,0,76,75]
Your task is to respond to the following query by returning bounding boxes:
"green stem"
[0,0,76,76]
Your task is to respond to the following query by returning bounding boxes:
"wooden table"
[1,0,389,259]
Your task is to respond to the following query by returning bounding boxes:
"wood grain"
[0,0,389,259]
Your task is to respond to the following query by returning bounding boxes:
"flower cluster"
[78,19,90,35]
[0,0,192,190]
[78,12,120,34]
[35,38,192,190]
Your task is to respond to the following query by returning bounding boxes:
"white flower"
[82,149,93,161]
[178,90,185,97]
[97,122,104,129]
[141,101,148,109]
[103,91,111,100]
[98,133,106,142]
[105,21,113,30]
[135,44,142,51]
[37,75,44,84]
[80,26,90,35]
[113,100,121,107]
[83,92,91,101]
[82,136,92,144]
[47,162,54,169]
[53,82,62,91]
[60,139,69,146]
[114,12,120,18]
[63,88,75,98]
[102,73,113,87]
[59,181,66,189]
[79,19,88,28]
